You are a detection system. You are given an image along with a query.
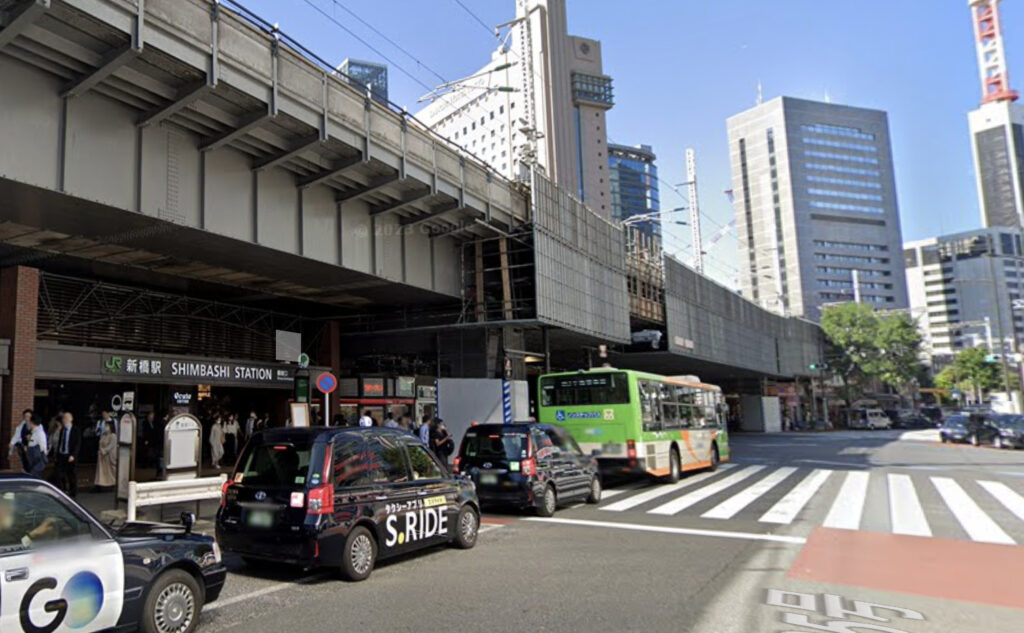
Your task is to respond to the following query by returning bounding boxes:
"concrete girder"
[199,108,273,152]
[335,172,401,203]
[368,187,435,218]
[0,0,49,51]
[137,79,212,127]
[253,132,323,172]
[399,201,461,227]
[296,154,362,189]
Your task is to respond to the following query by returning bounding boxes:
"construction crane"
[969,0,1019,103]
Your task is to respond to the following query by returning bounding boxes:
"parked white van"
[849,408,892,430]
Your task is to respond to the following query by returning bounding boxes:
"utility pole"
[685,148,704,275]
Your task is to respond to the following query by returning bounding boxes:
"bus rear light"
[626,440,637,459]
[521,457,537,476]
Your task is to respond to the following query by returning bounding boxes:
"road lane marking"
[930,477,1014,544]
[600,483,645,499]
[701,467,797,519]
[822,471,869,530]
[979,480,1024,522]
[599,464,734,512]
[887,473,931,537]
[203,572,330,612]
[524,516,807,545]
[648,465,765,516]
[760,469,832,525]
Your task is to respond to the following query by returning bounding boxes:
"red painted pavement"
[789,527,1024,611]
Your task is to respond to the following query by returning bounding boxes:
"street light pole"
[984,243,1015,403]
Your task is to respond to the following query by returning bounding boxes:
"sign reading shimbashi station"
[102,353,295,387]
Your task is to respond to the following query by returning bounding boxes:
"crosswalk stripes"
[822,471,870,530]
[931,477,1013,545]
[759,469,831,524]
[979,481,1024,522]
[701,466,797,520]
[599,464,735,512]
[648,465,765,516]
[887,473,931,537]
[593,465,1024,545]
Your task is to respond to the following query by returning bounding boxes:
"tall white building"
[904,227,1024,366]
[417,0,614,217]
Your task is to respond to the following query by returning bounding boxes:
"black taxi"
[0,473,225,633]
[216,427,480,581]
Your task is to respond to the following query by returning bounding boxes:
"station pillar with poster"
[115,412,137,508]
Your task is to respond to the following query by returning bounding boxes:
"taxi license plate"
[479,473,498,485]
[247,510,273,528]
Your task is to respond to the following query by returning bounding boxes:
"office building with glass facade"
[905,227,1024,367]
[337,58,388,104]
[727,96,909,320]
[608,144,660,235]
[969,101,1024,229]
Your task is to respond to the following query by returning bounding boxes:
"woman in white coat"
[209,416,225,469]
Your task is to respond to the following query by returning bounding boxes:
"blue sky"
[238,0,1022,285]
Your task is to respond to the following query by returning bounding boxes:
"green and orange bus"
[537,368,730,481]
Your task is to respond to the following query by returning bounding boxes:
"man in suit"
[53,412,81,498]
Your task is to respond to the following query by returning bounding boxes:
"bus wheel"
[710,444,720,472]
[664,448,681,483]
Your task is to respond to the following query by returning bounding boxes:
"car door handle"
[5,568,28,582]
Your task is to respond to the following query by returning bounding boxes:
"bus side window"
[662,403,679,429]
[679,405,694,429]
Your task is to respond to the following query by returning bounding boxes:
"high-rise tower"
[967,0,1024,228]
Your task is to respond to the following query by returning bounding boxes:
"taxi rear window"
[237,440,312,487]
[461,430,529,460]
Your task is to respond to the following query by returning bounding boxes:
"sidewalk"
[50,462,225,533]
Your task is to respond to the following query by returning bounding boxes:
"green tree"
[819,303,924,411]
[872,311,924,394]
[820,303,880,410]
[940,346,1002,403]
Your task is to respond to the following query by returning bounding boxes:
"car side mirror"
[590,449,602,457]
[180,512,195,534]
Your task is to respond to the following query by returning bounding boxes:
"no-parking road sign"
[316,372,337,394]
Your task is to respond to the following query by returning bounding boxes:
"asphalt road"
[195,431,1024,633]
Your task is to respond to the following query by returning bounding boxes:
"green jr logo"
[104,356,123,373]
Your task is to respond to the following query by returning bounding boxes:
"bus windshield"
[539,372,630,406]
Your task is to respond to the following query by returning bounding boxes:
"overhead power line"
[328,0,448,85]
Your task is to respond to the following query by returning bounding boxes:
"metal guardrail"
[126,474,227,522]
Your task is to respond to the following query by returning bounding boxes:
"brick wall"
[0,266,39,469]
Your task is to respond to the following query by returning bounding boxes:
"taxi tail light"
[521,457,537,476]
[453,455,461,474]
[220,480,232,507]
[307,449,334,515]
[307,484,334,515]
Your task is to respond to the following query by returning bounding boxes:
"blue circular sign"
[316,372,337,394]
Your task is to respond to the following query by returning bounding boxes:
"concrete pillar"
[0,266,39,469]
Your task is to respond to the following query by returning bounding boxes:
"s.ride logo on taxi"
[384,497,449,547]
[18,571,105,633]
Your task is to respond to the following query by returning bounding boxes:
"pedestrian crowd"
[345,410,455,464]
[8,403,457,491]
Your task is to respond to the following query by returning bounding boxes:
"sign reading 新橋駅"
[102,353,295,386]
